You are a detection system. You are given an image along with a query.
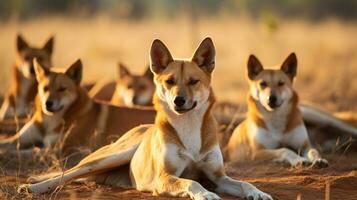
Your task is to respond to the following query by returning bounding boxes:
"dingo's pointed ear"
[17,34,29,52]
[150,39,173,74]
[33,58,48,82]
[143,65,154,80]
[118,63,131,79]
[42,36,54,55]
[66,59,83,85]
[281,53,297,80]
[192,37,215,74]
[247,55,263,80]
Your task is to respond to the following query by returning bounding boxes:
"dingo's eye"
[58,87,66,92]
[260,81,267,88]
[188,79,199,85]
[165,79,175,85]
[44,86,49,92]
[278,81,285,86]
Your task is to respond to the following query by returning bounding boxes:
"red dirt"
[1,153,357,200]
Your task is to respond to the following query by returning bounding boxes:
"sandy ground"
[0,141,356,200]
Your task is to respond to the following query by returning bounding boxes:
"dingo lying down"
[20,38,272,200]
[111,63,154,106]
[0,59,155,160]
[227,53,328,168]
[89,63,154,107]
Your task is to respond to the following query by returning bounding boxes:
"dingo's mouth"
[46,105,64,113]
[174,101,197,114]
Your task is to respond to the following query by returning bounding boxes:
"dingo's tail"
[212,101,357,138]
[300,104,357,137]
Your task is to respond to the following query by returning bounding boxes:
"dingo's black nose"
[174,96,186,107]
[268,95,278,108]
[268,95,277,104]
[46,101,53,109]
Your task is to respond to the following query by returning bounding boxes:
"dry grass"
[0,15,356,112]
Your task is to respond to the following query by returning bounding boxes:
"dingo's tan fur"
[227,53,328,168]
[0,59,155,159]
[111,63,154,106]
[89,63,154,107]
[0,34,54,120]
[21,38,272,200]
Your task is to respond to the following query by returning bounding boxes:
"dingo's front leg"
[155,173,221,200]
[202,145,273,200]
[143,143,220,200]
[216,176,272,200]
[285,125,328,168]
[254,148,311,167]
[302,144,328,168]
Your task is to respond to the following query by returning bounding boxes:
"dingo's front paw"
[291,157,312,167]
[245,189,273,200]
[17,184,31,194]
[194,191,221,200]
[18,182,54,194]
[293,158,312,167]
[312,158,328,168]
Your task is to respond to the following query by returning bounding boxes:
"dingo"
[0,34,54,120]
[89,63,154,107]
[227,53,328,167]
[21,38,272,200]
[111,63,154,106]
[0,59,155,158]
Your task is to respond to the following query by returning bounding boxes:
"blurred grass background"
[0,0,356,111]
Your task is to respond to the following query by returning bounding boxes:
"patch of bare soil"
[225,154,357,200]
[1,148,357,200]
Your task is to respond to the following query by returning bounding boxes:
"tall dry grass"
[0,16,356,111]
